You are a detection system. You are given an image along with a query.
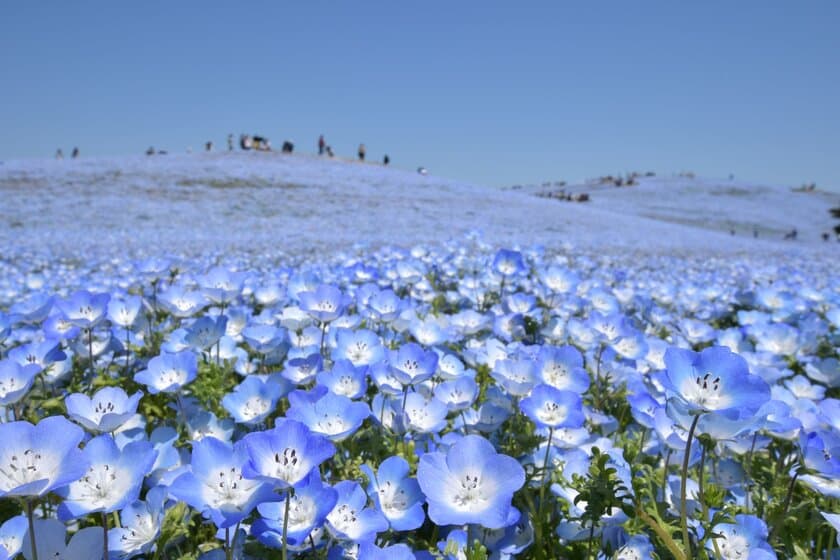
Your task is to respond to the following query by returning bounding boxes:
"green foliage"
[190,360,238,418]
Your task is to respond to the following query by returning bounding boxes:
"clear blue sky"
[2,1,838,189]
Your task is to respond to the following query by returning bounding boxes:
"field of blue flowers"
[1,239,839,560]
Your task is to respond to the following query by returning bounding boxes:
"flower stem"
[225,526,232,560]
[26,499,38,560]
[102,511,109,560]
[680,414,701,557]
[281,490,292,560]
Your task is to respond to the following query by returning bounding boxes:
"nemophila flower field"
[0,239,839,560]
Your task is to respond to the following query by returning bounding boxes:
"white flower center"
[537,402,567,424]
[0,448,51,489]
[241,397,270,420]
[453,473,486,509]
[378,480,409,515]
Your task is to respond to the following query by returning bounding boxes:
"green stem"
[769,470,799,543]
[225,526,232,560]
[281,490,292,560]
[637,506,687,560]
[26,500,39,560]
[681,414,701,557]
[102,511,109,560]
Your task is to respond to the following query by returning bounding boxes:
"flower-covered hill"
[2,152,837,257]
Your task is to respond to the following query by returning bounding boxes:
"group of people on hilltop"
[55,147,79,159]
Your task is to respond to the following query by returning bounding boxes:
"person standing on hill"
[71,147,79,158]
[318,134,326,155]
[358,143,366,161]
[383,154,390,165]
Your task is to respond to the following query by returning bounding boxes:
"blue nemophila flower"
[492,249,526,278]
[434,376,478,412]
[707,514,776,560]
[325,480,388,543]
[365,289,405,323]
[242,419,335,488]
[169,437,278,529]
[299,284,348,323]
[134,350,198,394]
[56,290,110,329]
[282,352,323,385]
[800,430,840,476]
[417,434,525,528]
[0,515,27,559]
[222,374,289,426]
[403,392,448,434]
[0,416,88,498]
[7,339,66,374]
[662,346,770,418]
[317,359,368,399]
[108,485,167,559]
[252,472,338,547]
[357,542,417,560]
[333,329,385,366]
[22,519,103,560]
[535,345,590,393]
[199,266,246,306]
[389,343,438,386]
[107,295,143,329]
[519,384,585,430]
[0,359,39,406]
[65,386,143,433]
[185,315,228,351]
[287,388,370,441]
[158,285,209,318]
[242,324,288,355]
[360,456,425,531]
[491,358,538,397]
[606,534,655,560]
[57,435,156,520]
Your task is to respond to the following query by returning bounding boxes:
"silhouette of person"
[318,135,326,155]
[383,154,390,165]
[71,147,79,158]
[358,143,366,161]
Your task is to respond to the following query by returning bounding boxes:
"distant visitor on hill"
[205,141,213,152]
[227,134,234,151]
[318,134,325,155]
[326,145,334,157]
[358,143,366,161]
[55,148,63,160]
[71,147,79,158]
[383,154,390,166]
[282,140,294,153]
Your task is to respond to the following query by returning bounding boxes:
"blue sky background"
[1,1,838,189]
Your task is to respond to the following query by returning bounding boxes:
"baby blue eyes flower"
[706,514,776,560]
[325,480,388,543]
[662,346,770,418]
[56,435,156,520]
[107,295,143,329]
[65,386,143,433]
[0,359,39,406]
[0,515,27,559]
[56,290,110,329]
[185,315,228,351]
[108,485,167,559]
[242,419,336,488]
[287,387,370,441]
[168,437,279,529]
[389,343,438,386]
[535,345,590,393]
[417,434,525,529]
[222,375,289,426]
[134,350,198,394]
[0,416,89,498]
[360,456,425,531]
[519,384,585,430]
[253,472,338,547]
[492,249,526,277]
[299,284,348,323]
[22,519,103,560]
